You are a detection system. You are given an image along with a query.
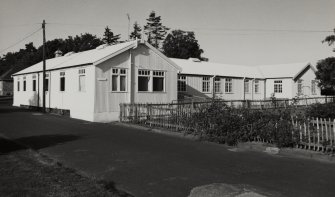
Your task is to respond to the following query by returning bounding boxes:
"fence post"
[308,118,311,150]
[119,104,123,122]
[304,121,307,149]
[317,118,320,151]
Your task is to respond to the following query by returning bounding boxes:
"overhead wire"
[0,27,42,54]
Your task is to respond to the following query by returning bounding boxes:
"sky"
[0,0,334,66]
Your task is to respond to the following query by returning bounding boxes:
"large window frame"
[60,71,65,92]
[274,80,282,93]
[23,76,26,91]
[45,73,49,92]
[214,77,221,93]
[225,78,233,93]
[244,79,250,93]
[17,78,20,91]
[138,69,151,92]
[311,80,316,95]
[32,75,37,92]
[111,68,127,92]
[202,76,210,93]
[79,69,86,92]
[254,80,260,94]
[178,75,186,92]
[297,79,303,95]
[152,70,165,92]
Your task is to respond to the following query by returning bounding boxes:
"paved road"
[1,99,335,197]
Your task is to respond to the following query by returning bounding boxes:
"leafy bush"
[183,101,300,147]
[306,102,335,119]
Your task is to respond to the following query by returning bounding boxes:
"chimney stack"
[54,49,63,57]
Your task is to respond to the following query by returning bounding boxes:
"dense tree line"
[1,10,206,76]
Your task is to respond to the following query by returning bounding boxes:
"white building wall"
[13,65,95,121]
[292,67,321,97]
[265,78,293,99]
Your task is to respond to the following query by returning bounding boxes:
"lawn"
[0,138,131,197]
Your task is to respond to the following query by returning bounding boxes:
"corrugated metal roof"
[257,62,311,78]
[13,41,137,76]
[170,58,263,78]
[171,58,312,79]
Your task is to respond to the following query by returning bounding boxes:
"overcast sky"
[0,0,334,65]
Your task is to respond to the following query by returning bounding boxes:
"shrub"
[306,102,335,119]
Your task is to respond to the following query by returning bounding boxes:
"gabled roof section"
[170,58,263,78]
[257,62,312,79]
[143,41,182,71]
[13,41,138,76]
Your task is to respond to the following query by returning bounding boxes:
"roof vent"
[64,51,75,56]
[189,58,201,62]
[96,44,108,50]
[54,49,63,57]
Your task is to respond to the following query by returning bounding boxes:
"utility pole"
[42,20,46,112]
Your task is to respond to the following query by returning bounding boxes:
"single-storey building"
[12,40,181,122]
[172,58,321,100]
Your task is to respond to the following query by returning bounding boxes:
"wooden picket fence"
[292,117,335,152]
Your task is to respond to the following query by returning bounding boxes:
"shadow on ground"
[0,134,80,154]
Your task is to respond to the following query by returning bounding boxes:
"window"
[178,75,186,92]
[60,72,65,91]
[202,77,210,93]
[254,80,260,93]
[244,79,250,93]
[17,80,20,91]
[111,68,127,92]
[225,78,233,93]
[23,76,26,91]
[138,70,150,91]
[32,75,36,91]
[79,69,86,92]
[274,80,282,93]
[297,79,302,95]
[45,73,49,92]
[311,80,316,95]
[214,77,221,93]
[153,71,164,92]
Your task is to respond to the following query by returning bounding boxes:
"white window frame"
[32,75,37,92]
[274,80,282,93]
[78,69,86,92]
[138,69,151,92]
[254,80,260,94]
[244,79,250,93]
[225,78,233,93]
[23,76,26,91]
[111,68,127,92]
[178,75,186,92]
[152,70,165,92]
[17,78,20,92]
[60,71,65,92]
[202,76,211,93]
[214,77,221,93]
[311,80,316,95]
[297,79,303,95]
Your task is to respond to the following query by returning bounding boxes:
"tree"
[323,28,335,52]
[130,22,142,40]
[144,11,169,49]
[315,57,335,93]
[162,30,205,60]
[103,26,120,45]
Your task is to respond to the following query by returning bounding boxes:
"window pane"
[153,77,164,91]
[138,76,149,91]
[17,81,20,91]
[112,75,118,91]
[60,77,65,91]
[120,76,126,91]
[23,81,26,91]
[45,79,49,91]
[79,75,86,92]
[33,80,36,91]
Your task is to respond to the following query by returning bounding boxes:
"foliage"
[322,28,335,52]
[162,30,204,60]
[0,33,104,76]
[102,26,120,45]
[144,11,169,49]
[179,102,301,147]
[130,22,142,40]
[315,57,335,91]
[305,102,335,119]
